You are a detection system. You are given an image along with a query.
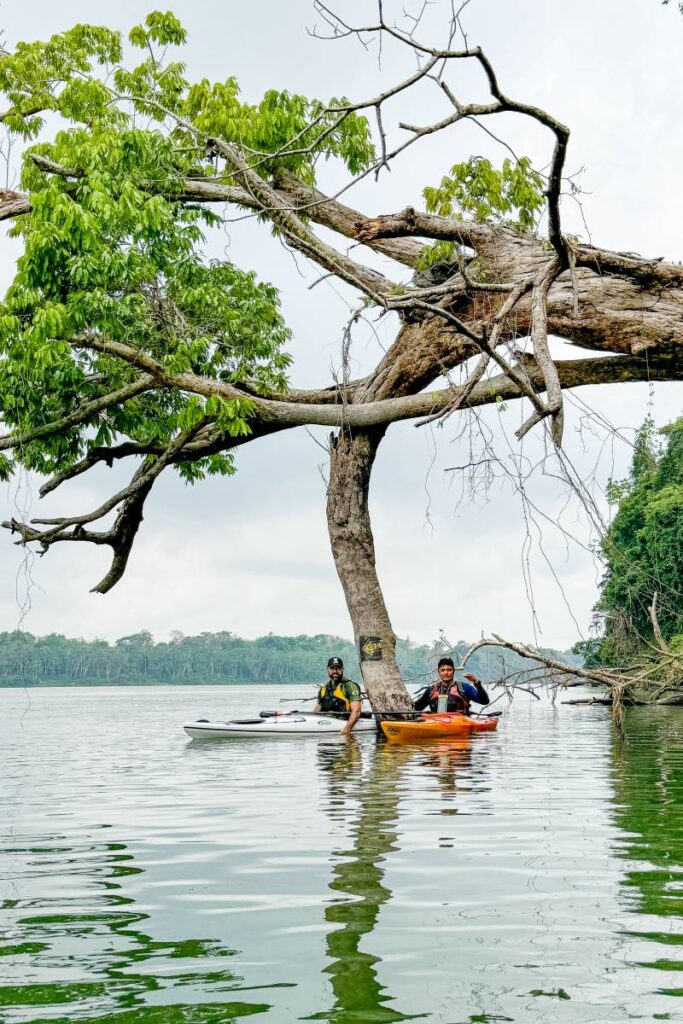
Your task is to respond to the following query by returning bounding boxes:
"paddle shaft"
[369,710,502,718]
[262,709,502,720]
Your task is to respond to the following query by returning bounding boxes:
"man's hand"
[341,700,362,736]
[463,673,479,683]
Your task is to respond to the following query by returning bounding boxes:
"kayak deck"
[184,710,498,741]
[184,712,376,739]
[380,713,498,743]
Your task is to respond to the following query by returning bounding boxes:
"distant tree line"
[0,629,580,687]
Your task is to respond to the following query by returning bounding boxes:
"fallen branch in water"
[451,619,683,728]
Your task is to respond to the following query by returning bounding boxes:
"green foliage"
[0,25,122,138]
[0,12,375,485]
[184,81,374,182]
[129,10,187,47]
[423,155,545,231]
[572,636,604,668]
[415,240,458,271]
[0,453,14,481]
[0,127,290,476]
[589,417,683,665]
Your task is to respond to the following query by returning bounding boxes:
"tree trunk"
[326,427,414,713]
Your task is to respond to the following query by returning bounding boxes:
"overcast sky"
[1,0,681,649]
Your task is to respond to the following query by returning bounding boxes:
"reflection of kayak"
[380,714,498,743]
[184,713,377,739]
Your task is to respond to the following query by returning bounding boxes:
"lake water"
[1,685,681,1023]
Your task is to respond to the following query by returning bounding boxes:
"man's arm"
[340,700,362,736]
[463,673,490,706]
[339,680,362,735]
[413,686,431,711]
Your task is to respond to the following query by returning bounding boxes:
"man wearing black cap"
[314,657,362,736]
[414,657,490,715]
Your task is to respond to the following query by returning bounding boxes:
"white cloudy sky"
[0,0,681,649]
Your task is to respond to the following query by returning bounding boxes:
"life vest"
[428,683,469,714]
[318,680,352,714]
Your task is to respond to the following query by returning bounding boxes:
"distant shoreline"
[0,679,308,688]
[0,630,581,689]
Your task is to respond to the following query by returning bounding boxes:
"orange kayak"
[380,713,498,743]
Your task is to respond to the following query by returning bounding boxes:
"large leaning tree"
[0,8,681,712]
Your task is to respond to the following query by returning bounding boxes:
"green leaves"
[1,112,291,479]
[1,10,373,181]
[0,10,378,491]
[0,25,122,136]
[129,11,187,48]
[594,417,683,661]
[184,81,374,181]
[423,156,545,231]
[0,454,13,482]
[415,239,457,272]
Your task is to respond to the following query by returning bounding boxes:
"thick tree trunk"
[326,427,414,713]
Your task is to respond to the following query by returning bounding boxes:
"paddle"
[259,712,378,720]
[368,709,503,718]
[258,708,503,721]
[259,709,373,719]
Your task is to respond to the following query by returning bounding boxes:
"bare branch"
[515,258,564,444]
[0,186,30,220]
[3,423,207,592]
[28,422,205,536]
[650,592,671,656]
[415,275,534,426]
[355,205,491,250]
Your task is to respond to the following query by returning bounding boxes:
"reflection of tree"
[611,709,683,979]
[1,838,270,1023]
[307,741,462,1024]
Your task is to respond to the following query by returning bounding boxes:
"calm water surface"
[1,685,681,1023]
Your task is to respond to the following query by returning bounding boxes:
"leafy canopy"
[0,11,375,483]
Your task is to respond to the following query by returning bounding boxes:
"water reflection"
[3,686,682,1024]
[309,738,478,1023]
[0,836,271,1023]
[611,708,683,998]
[402,740,476,807]
[306,741,421,1023]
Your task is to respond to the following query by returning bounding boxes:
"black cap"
[327,657,344,668]
[437,657,454,669]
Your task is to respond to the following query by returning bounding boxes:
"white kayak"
[183,712,377,739]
